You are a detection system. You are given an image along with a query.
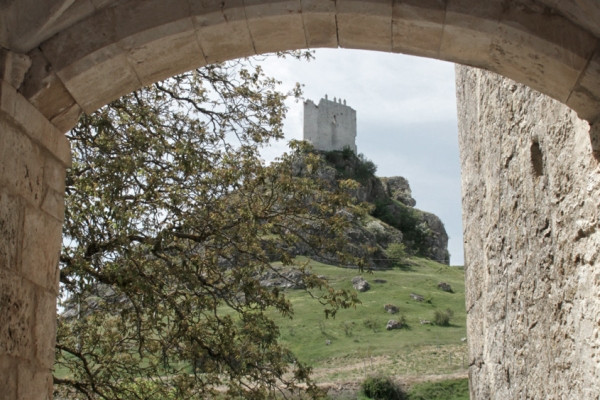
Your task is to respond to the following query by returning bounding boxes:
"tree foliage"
[55,54,367,399]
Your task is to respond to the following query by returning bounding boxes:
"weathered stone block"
[34,290,57,369]
[17,362,53,400]
[3,0,79,52]
[567,51,600,123]
[492,6,597,103]
[2,79,72,167]
[0,270,34,360]
[20,48,79,124]
[43,156,67,194]
[0,192,23,273]
[40,9,118,73]
[0,49,32,90]
[41,187,65,222]
[301,0,337,48]
[0,355,18,400]
[91,0,118,9]
[196,21,256,63]
[244,0,307,54]
[337,0,393,52]
[111,0,191,44]
[0,120,45,206]
[50,102,82,134]
[0,78,18,118]
[192,0,256,63]
[126,29,206,86]
[392,0,445,58]
[59,51,142,114]
[21,207,62,293]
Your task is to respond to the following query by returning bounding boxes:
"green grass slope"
[271,256,467,382]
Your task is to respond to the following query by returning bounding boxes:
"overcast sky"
[255,49,464,265]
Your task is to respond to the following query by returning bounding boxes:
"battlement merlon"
[303,96,357,154]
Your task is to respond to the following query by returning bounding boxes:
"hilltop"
[291,148,450,268]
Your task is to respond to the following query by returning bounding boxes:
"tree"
[385,243,407,266]
[55,54,367,399]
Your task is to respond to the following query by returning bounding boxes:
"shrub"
[342,145,355,160]
[361,375,407,400]
[363,317,378,332]
[318,319,327,334]
[397,313,407,327]
[385,243,407,265]
[356,153,377,178]
[340,321,354,336]
[433,308,455,327]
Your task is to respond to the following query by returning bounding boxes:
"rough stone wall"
[0,53,70,400]
[303,98,357,153]
[457,65,600,399]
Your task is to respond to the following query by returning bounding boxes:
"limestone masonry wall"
[0,61,70,400]
[457,65,600,399]
[304,97,357,153]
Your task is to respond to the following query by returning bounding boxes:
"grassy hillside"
[270,256,468,383]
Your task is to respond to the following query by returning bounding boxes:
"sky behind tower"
[256,49,464,265]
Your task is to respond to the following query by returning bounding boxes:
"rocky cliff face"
[457,66,600,399]
[380,176,416,207]
[312,150,449,265]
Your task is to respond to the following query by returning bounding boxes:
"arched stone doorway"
[1,1,600,399]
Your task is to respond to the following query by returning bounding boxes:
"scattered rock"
[373,279,387,284]
[438,282,453,292]
[419,319,431,325]
[386,320,404,330]
[384,304,399,314]
[325,340,331,345]
[410,293,424,302]
[461,337,467,342]
[259,268,307,289]
[352,276,371,292]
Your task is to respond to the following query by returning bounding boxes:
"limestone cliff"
[308,150,450,266]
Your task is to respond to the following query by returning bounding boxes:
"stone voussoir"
[336,0,393,52]
[1,80,71,168]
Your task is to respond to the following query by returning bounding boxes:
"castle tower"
[303,96,357,153]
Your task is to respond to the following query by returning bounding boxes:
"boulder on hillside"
[351,276,370,292]
[438,282,453,292]
[384,304,399,314]
[386,320,404,330]
[410,293,424,302]
[259,268,307,289]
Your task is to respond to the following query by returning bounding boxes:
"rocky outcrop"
[380,176,416,207]
[386,320,404,330]
[373,200,449,264]
[457,66,600,399]
[437,282,452,293]
[259,268,307,289]
[291,149,450,266]
[384,304,399,314]
[351,276,370,292]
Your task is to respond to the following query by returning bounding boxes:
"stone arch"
[7,0,600,133]
[2,1,600,399]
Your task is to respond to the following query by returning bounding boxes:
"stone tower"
[303,96,357,153]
